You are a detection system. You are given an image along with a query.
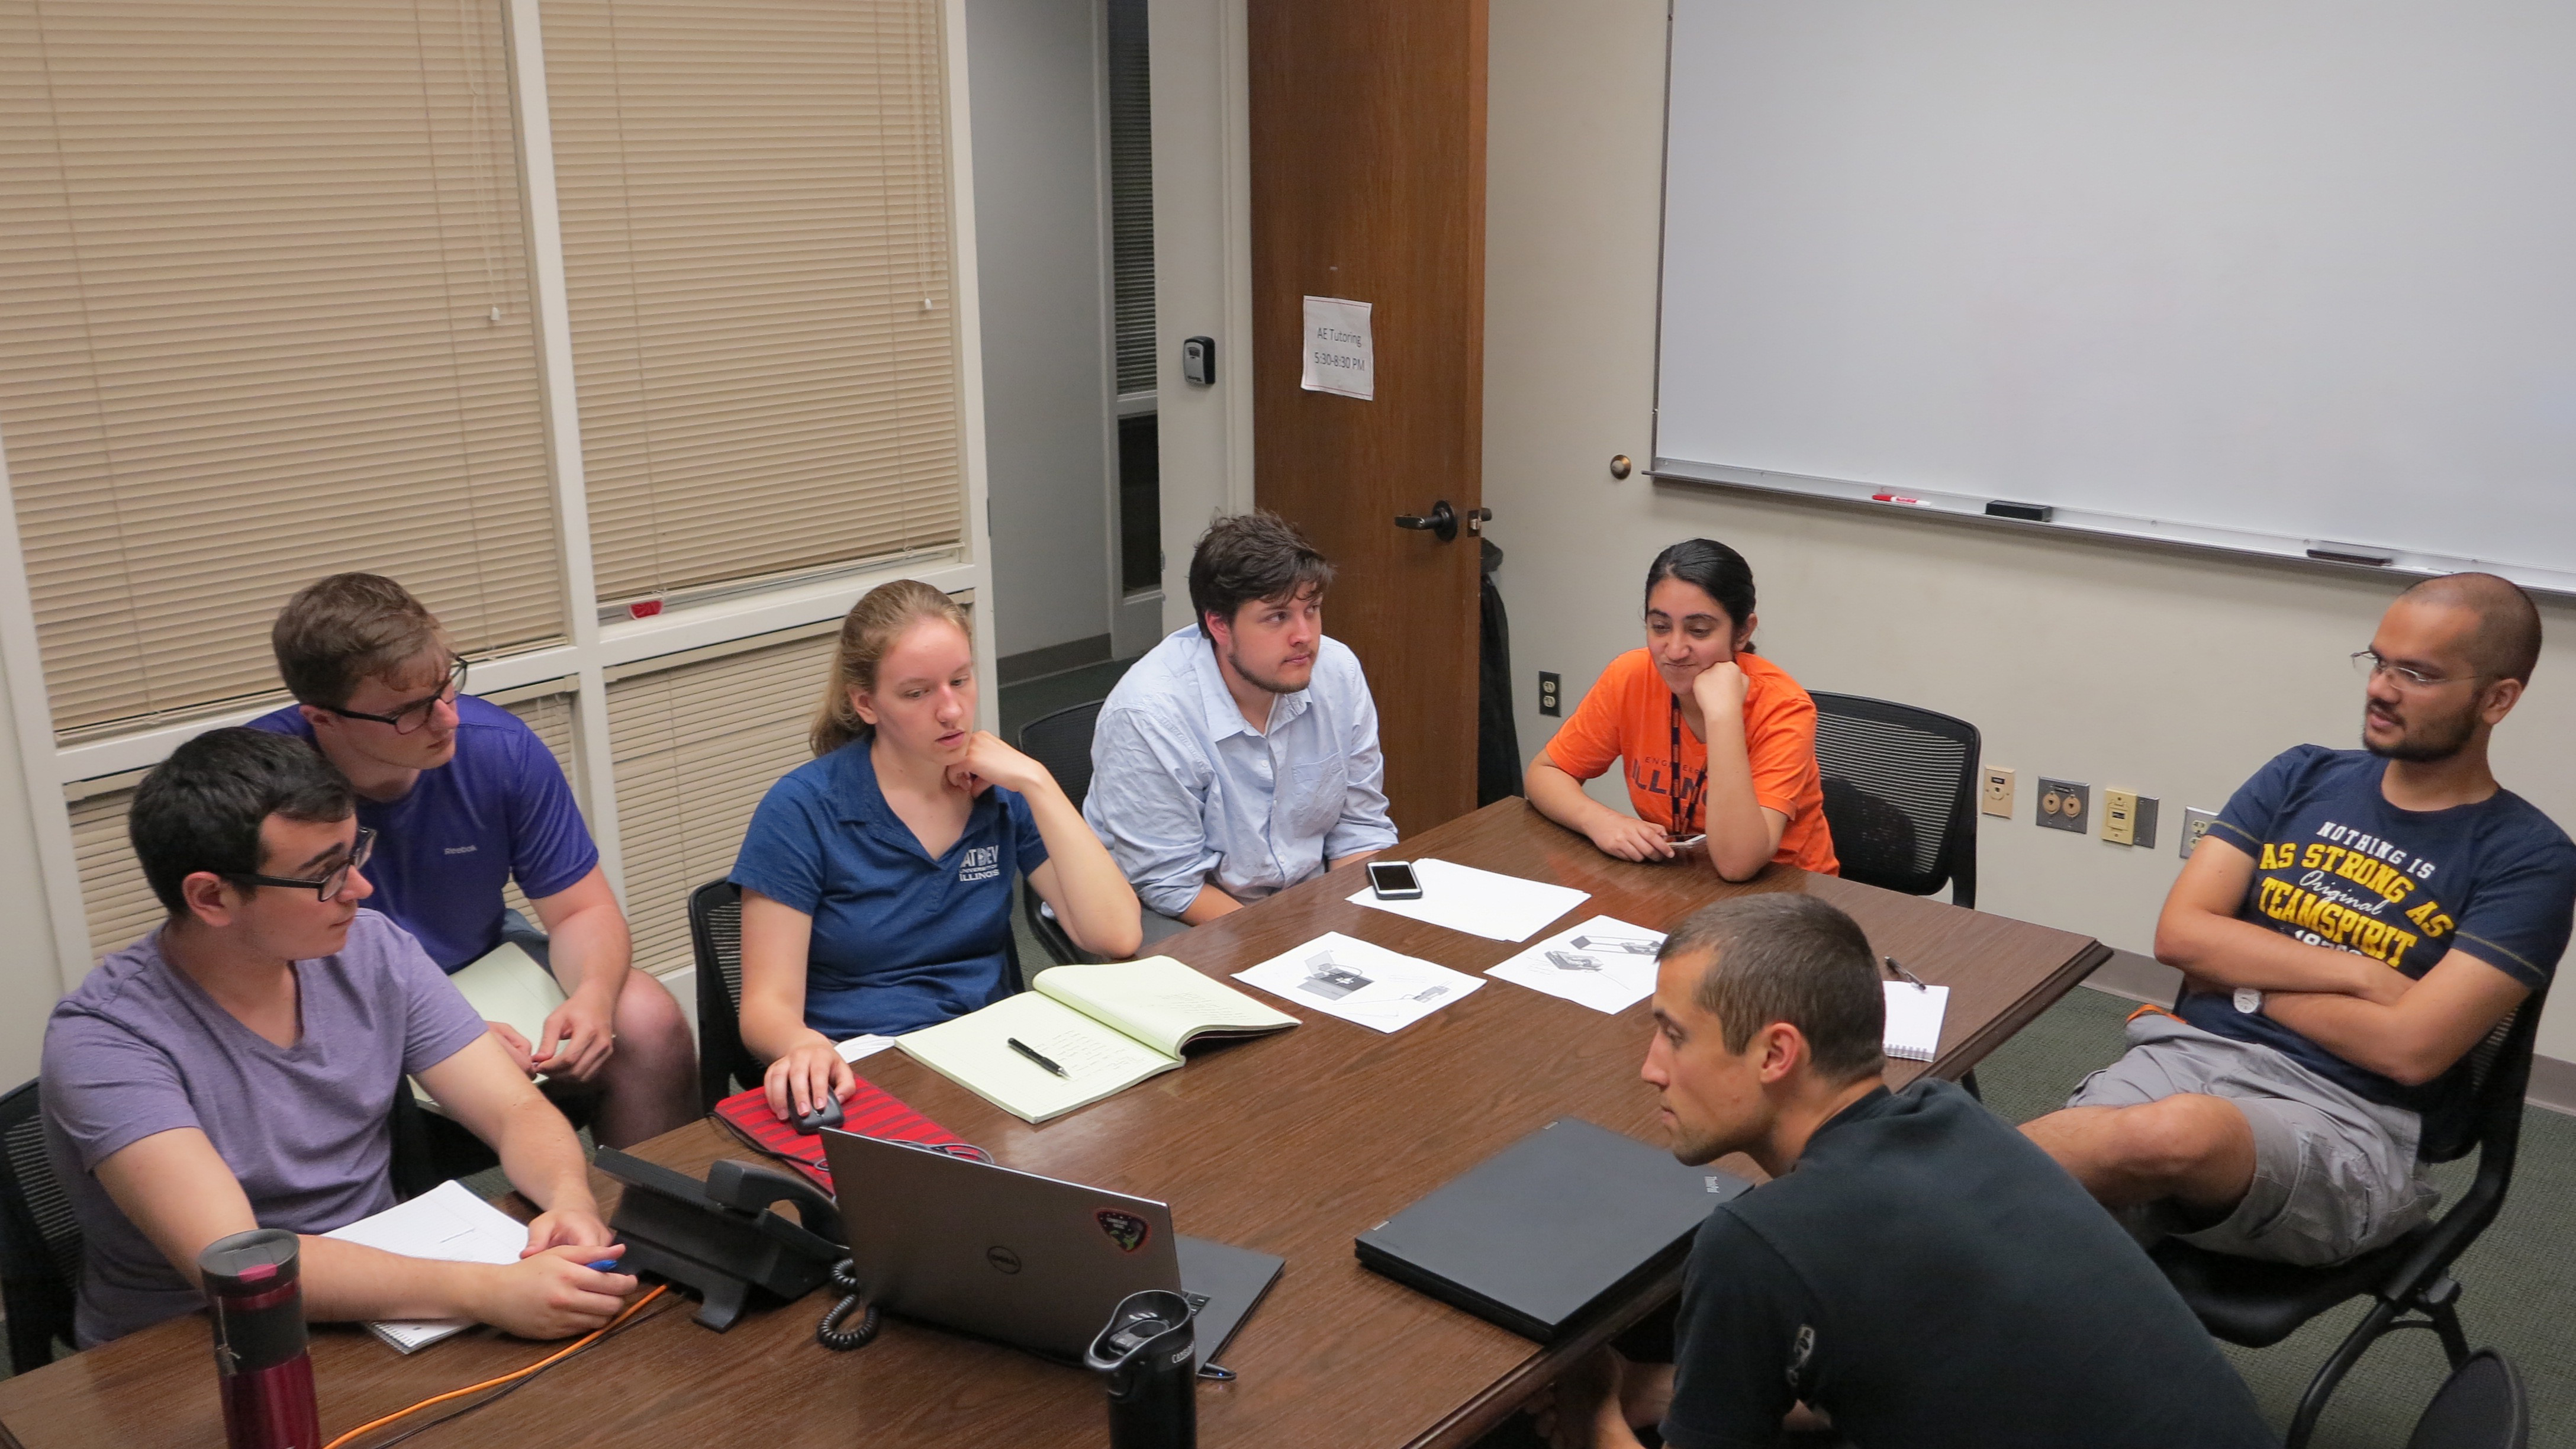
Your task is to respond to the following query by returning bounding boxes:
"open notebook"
[898,957,1298,1123]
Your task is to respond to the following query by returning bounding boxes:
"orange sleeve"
[1741,671,1819,819]
[1543,652,1642,783]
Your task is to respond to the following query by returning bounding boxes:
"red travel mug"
[201,1229,320,1449]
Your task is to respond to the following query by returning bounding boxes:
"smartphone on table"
[1366,860,1424,900]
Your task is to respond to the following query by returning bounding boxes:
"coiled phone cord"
[815,1258,883,1351]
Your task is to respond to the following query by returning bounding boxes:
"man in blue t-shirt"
[2028,574,2576,1266]
[249,574,696,1147]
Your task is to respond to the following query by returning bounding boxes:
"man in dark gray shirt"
[1543,895,2275,1449]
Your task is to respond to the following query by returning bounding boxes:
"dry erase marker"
[1870,492,1928,506]
[1007,1036,1070,1078]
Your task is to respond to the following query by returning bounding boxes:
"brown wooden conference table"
[0,799,2108,1449]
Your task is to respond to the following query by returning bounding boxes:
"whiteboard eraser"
[2306,545,2393,568]
[1984,500,2052,522]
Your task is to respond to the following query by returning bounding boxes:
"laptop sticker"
[1096,1209,1151,1253]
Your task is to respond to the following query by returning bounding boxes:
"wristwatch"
[2233,987,2264,1015]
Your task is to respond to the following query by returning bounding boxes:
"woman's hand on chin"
[945,730,1055,798]
[1689,659,1749,715]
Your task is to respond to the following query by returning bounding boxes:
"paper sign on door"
[1300,296,1374,400]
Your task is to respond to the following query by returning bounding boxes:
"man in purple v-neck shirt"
[42,730,636,1344]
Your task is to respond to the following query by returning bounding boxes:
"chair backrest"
[0,1079,83,1373]
[1017,700,1106,812]
[2431,991,2545,1170]
[689,878,755,1112]
[2407,1349,2528,1449]
[1807,692,1981,909]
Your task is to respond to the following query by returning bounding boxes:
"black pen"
[1007,1036,1069,1078]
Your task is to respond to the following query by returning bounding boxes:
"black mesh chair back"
[690,878,755,1112]
[1018,700,1109,967]
[2156,994,2544,1449]
[1808,692,1981,909]
[2407,1350,2529,1449]
[1018,700,1106,812]
[693,874,1031,1110]
[0,1079,82,1373]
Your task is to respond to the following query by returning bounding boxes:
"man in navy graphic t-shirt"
[2027,573,2575,1266]
[249,574,696,1147]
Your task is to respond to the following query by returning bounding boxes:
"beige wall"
[1482,0,2576,1062]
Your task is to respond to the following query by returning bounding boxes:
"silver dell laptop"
[819,1128,1282,1371]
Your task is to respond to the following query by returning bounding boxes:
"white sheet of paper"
[1234,932,1483,1033]
[1487,916,1667,1015]
[1346,858,1590,942]
[1883,982,1951,1062]
[836,1033,896,1062]
[324,1180,532,1353]
[1300,295,1375,399]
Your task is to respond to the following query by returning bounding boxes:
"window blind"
[66,691,579,966]
[605,629,838,976]
[1107,0,1155,398]
[0,0,563,736]
[545,0,965,607]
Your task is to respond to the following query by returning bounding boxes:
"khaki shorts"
[2066,1009,2439,1267]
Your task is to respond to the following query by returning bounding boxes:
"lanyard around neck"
[1667,691,1708,831]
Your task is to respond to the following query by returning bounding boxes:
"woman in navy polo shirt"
[733,581,1143,1120]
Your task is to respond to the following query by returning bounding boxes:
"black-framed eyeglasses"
[230,827,375,901]
[326,658,467,735]
[2350,649,2486,691]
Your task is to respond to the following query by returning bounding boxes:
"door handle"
[1393,500,1458,542]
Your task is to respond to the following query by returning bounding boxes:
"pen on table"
[1007,1036,1070,1078]
[1884,955,1929,991]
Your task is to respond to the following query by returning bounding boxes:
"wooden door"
[1248,0,1487,838]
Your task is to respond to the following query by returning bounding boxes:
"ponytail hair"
[1643,539,1758,653]
[810,579,974,756]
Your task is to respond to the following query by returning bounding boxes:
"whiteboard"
[1655,1,2576,593]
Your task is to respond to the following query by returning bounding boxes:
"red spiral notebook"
[710,1078,984,1193]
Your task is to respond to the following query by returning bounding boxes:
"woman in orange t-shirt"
[1525,539,1839,881]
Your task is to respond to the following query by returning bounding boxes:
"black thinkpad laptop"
[1355,1118,1749,1341]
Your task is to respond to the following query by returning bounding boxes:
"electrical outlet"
[1538,671,1561,717]
[2036,778,2089,833]
[2179,807,2218,858]
[1981,766,2015,818]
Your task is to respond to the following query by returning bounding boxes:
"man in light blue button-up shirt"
[1084,514,1399,936]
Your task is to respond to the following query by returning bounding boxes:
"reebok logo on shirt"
[958,845,1000,883]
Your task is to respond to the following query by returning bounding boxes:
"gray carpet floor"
[1977,985,2576,1448]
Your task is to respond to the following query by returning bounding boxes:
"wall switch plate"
[2179,807,2218,858]
[1538,671,1561,717]
[2131,796,2158,851]
[2037,778,2089,833]
[1981,766,2015,818]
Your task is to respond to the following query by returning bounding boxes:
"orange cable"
[317,1284,668,1449]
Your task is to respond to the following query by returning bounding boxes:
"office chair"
[2406,1350,2528,1449]
[690,878,758,1113]
[1016,700,1108,967]
[691,875,1028,1111]
[0,1079,83,1374]
[2153,997,2546,1449]
[1808,693,1981,910]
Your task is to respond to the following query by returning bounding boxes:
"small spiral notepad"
[1882,981,1950,1062]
